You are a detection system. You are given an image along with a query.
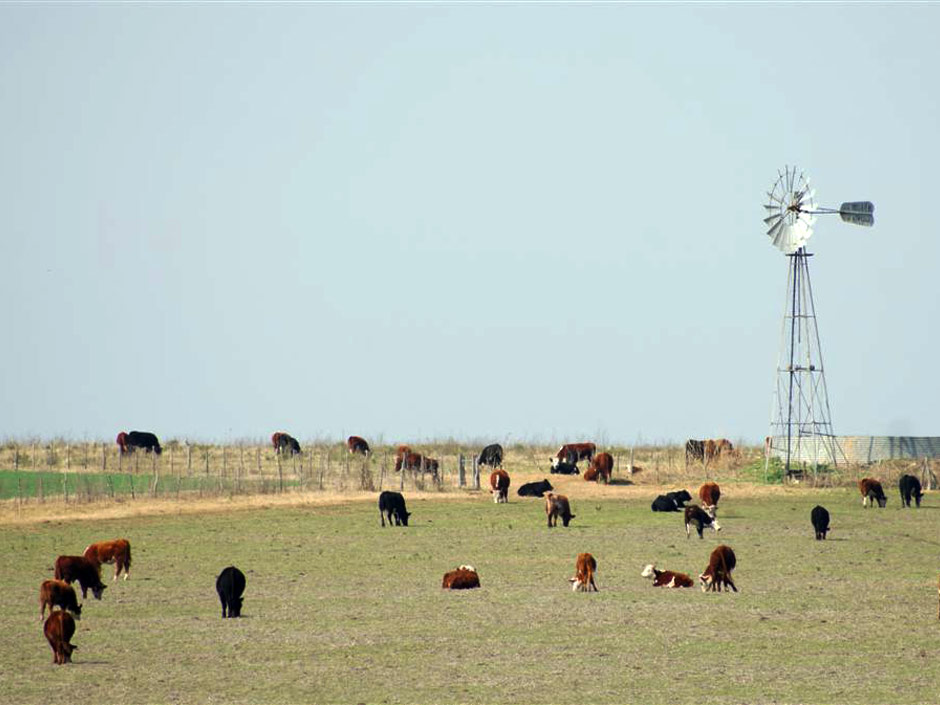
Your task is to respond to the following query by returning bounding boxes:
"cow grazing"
[569,553,598,592]
[698,482,721,518]
[550,461,579,475]
[517,479,553,497]
[347,436,371,456]
[442,565,480,590]
[651,495,681,512]
[899,474,923,508]
[552,442,596,467]
[811,505,830,540]
[54,556,107,600]
[477,443,504,469]
[378,490,410,527]
[545,493,575,527]
[274,432,301,456]
[699,544,737,593]
[216,566,246,618]
[586,452,613,484]
[123,430,162,455]
[859,478,887,508]
[685,505,721,539]
[44,611,77,664]
[640,564,694,588]
[116,431,128,454]
[490,470,510,503]
[39,580,81,621]
[685,439,705,464]
[83,539,131,581]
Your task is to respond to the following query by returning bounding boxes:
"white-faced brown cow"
[859,478,887,508]
[39,579,82,621]
[83,538,132,581]
[551,442,596,468]
[699,544,737,593]
[490,470,510,503]
[569,553,598,592]
[640,564,694,588]
[442,565,480,590]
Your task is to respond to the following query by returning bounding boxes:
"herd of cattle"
[36,436,934,663]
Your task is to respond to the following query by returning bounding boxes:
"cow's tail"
[125,543,132,570]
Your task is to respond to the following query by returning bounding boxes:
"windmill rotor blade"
[839,201,875,226]
[764,213,783,226]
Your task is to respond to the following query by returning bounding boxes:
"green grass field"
[1,486,938,704]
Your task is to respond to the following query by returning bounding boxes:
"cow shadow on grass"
[607,479,634,487]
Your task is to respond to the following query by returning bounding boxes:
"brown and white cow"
[569,552,598,592]
[490,470,510,503]
[859,478,887,508]
[83,539,132,581]
[552,442,596,468]
[586,452,613,484]
[395,451,439,478]
[699,544,737,593]
[347,436,370,456]
[442,565,480,590]
[54,556,107,600]
[640,564,694,588]
[698,482,721,518]
[545,493,575,527]
[39,579,82,621]
[116,431,129,454]
[44,610,77,664]
[685,504,721,539]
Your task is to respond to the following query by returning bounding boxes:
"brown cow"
[442,565,480,590]
[698,482,721,518]
[490,470,510,503]
[347,436,370,456]
[54,556,107,600]
[859,478,887,508]
[395,451,439,478]
[715,438,735,457]
[271,432,284,451]
[44,610,77,664]
[586,452,613,484]
[552,442,596,467]
[640,564,694,588]
[39,579,82,621]
[116,431,129,454]
[685,504,721,539]
[704,439,718,461]
[569,553,598,592]
[699,544,737,593]
[545,493,575,527]
[83,539,132,581]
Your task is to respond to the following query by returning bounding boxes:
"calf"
[698,482,721,518]
[83,538,132,581]
[685,505,721,539]
[569,553,598,592]
[640,564,694,588]
[54,556,107,600]
[378,491,410,527]
[699,544,737,593]
[550,461,579,475]
[39,579,82,621]
[545,493,575,527]
[587,452,613,484]
[859,478,887,508]
[811,505,830,540]
[347,435,370,456]
[517,479,553,497]
[651,495,680,512]
[44,610,77,664]
[490,470,510,503]
[899,474,923,508]
[442,565,480,590]
[216,566,246,618]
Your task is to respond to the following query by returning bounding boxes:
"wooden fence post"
[472,457,480,490]
[458,454,466,487]
[188,444,193,476]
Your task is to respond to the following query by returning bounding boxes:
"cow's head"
[91,583,107,600]
[71,603,82,620]
[62,642,77,662]
[876,495,887,508]
[704,505,717,520]
[541,480,554,492]
[550,456,560,469]
[699,571,715,592]
[399,511,411,527]
[640,564,656,579]
[229,597,243,617]
[458,565,475,573]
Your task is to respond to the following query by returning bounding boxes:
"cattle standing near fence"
[39,580,82,621]
[378,491,410,527]
[54,556,107,600]
[517,479,553,497]
[44,610,77,664]
[699,545,737,593]
[552,442,596,468]
[216,566,246,618]
[859,478,887,508]
[586,452,613,484]
[347,436,371,456]
[274,432,301,456]
[640,564,694,588]
[83,539,132,581]
[490,470,510,503]
[477,444,504,469]
[545,493,575,527]
[117,430,162,455]
[685,439,705,464]
[569,553,598,592]
[899,474,923,508]
[395,451,439,479]
[442,565,480,590]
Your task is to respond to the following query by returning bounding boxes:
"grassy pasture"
[1,482,937,705]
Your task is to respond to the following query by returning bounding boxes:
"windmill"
[762,166,874,479]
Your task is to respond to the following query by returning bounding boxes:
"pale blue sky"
[1,3,938,445]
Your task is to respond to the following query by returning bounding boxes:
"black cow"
[216,566,245,618]
[550,461,579,475]
[276,433,301,456]
[811,505,830,540]
[477,443,504,468]
[685,439,705,464]
[125,431,162,455]
[685,505,721,539]
[666,489,692,507]
[517,479,553,497]
[899,474,924,508]
[378,491,410,527]
[651,495,680,512]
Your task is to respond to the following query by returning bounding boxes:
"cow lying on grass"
[442,565,480,590]
[640,564,693,588]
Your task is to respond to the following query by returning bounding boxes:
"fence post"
[102,444,107,472]
[205,448,210,476]
[458,454,466,487]
[66,444,71,471]
[472,457,480,490]
[188,444,193,476]
[277,453,283,493]
[379,452,386,490]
